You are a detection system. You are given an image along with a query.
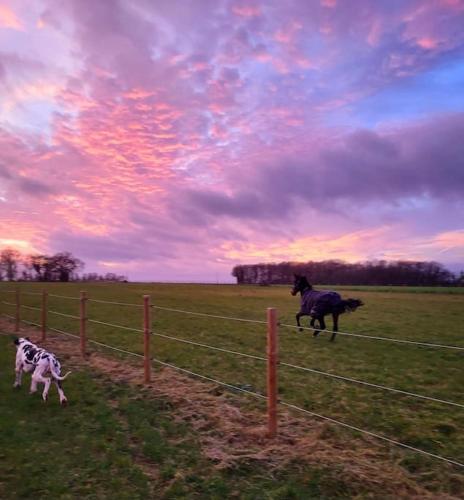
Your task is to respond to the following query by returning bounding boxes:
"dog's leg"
[36,373,51,402]
[53,379,67,406]
[30,367,39,394]
[14,362,23,388]
[31,364,51,401]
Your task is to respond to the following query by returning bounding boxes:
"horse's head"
[291,275,312,296]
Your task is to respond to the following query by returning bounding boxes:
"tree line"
[232,260,464,286]
[0,249,127,282]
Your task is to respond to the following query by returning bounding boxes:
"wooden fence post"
[267,307,278,438]
[80,291,87,356]
[41,290,48,342]
[15,288,20,332]
[143,295,151,383]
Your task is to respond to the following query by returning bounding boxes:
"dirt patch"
[2,320,458,499]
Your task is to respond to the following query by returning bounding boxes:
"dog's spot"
[25,348,37,362]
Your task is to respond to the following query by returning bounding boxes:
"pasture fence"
[0,286,463,469]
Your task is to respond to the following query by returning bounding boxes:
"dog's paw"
[13,383,21,389]
[60,398,68,407]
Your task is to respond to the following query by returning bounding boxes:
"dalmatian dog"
[13,337,71,405]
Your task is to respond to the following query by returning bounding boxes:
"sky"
[1,0,464,282]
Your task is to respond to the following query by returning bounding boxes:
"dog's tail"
[53,371,72,381]
[49,362,72,381]
[342,298,364,312]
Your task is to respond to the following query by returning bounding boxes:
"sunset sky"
[1,0,464,281]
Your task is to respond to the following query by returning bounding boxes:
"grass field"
[1,282,464,497]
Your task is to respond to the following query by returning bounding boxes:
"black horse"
[291,275,363,341]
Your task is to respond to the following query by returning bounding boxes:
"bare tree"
[25,254,54,281]
[50,252,84,282]
[0,248,21,281]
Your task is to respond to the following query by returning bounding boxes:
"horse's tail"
[341,298,364,313]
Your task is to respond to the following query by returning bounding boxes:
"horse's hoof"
[298,328,303,333]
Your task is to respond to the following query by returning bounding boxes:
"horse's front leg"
[296,312,304,332]
[330,313,339,342]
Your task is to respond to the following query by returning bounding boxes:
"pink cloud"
[416,37,439,49]
[231,3,262,18]
[0,4,23,30]
[321,0,337,7]
[0,0,463,280]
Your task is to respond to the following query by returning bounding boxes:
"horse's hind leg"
[330,313,339,342]
[318,316,326,337]
[311,317,320,337]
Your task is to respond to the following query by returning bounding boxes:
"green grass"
[0,337,149,498]
[1,282,464,496]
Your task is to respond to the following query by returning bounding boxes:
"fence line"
[48,294,80,301]
[280,360,464,409]
[279,322,464,351]
[48,326,80,339]
[87,317,143,333]
[151,357,268,400]
[21,319,41,328]
[88,298,143,307]
[21,291,42,296]
[21,304,41,312]
[152,330,267,362]
[88,338,144,358]
[279,400,464,468]
[1,301,15,307]
[151,304,267,325]
[49,309,80,320]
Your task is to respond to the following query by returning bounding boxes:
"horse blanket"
[300,289,342,317]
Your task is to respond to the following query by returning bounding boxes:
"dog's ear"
[25,337,31,341]
[13,337,20,345]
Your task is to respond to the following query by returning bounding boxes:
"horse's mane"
[295,275,313,290]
